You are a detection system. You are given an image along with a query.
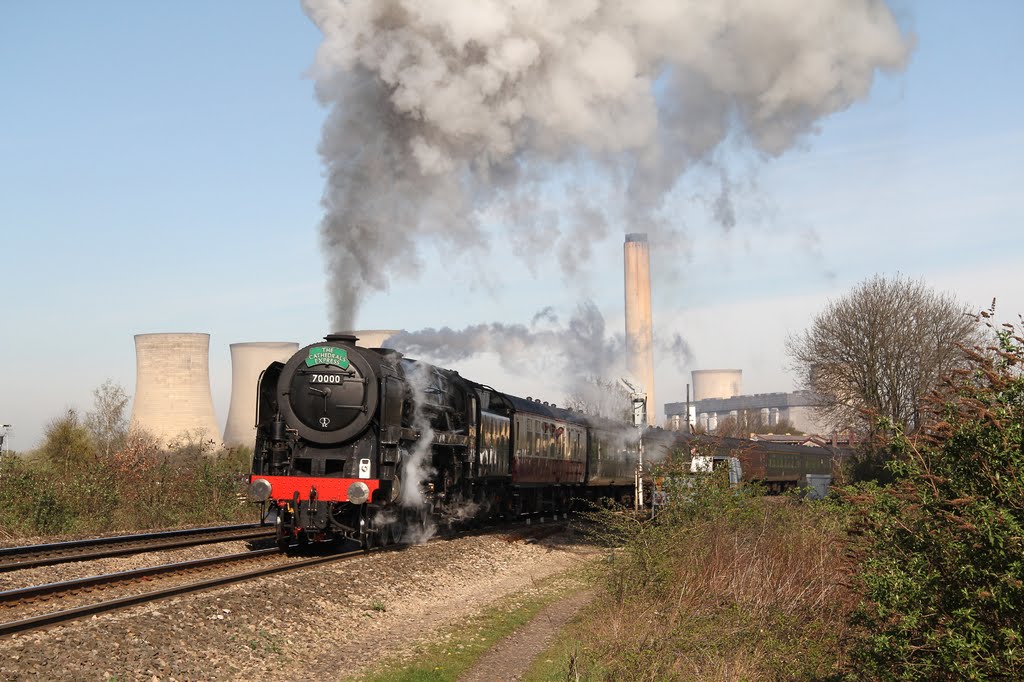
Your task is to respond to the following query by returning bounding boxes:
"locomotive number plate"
[310,373,345,384]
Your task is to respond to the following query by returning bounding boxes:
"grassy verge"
[521,479,852,681]
[356,570,591,682]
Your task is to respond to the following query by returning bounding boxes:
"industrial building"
[664,369,832,436]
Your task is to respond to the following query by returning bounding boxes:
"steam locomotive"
[248,334,837,548]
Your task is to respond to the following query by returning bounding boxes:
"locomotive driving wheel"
[275,512,291,551]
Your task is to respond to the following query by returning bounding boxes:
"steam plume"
[388,302,694,407]
[388,301,620,380]
[303,0,912,328]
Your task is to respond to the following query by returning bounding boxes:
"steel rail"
[0,523,263,557]
[0,525,274,572]
[0,548,282,605]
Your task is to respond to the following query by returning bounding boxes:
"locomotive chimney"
[223,341,299,449]
[129,333,223,447]
[325,333,359,345]
[624,233,656,426]
[325,330,400,348]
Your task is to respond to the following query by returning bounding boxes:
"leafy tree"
[86,379,131,457]
[847,315,1024,679]
[38,408,95,473]
[787,274,984,434]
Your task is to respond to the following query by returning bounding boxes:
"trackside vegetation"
[0,379,254,538]
[845,318,1024,679]
[541,471,852,681]
[0,425,254,538]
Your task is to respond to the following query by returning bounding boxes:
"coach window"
[528,420,534,457]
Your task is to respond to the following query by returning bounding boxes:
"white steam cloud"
[388,301,621,380]
[303,0,912,328]
[387,302,693,411]
[398,361,436,510]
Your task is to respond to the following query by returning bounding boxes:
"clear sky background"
[2,1,1022,451]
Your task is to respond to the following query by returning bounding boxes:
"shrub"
[573,460,852,680]
[846,319,1024,680]
[0,431,255,538]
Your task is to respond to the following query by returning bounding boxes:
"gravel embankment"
[0,530,596,680]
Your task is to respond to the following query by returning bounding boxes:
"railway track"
[0,545,368,637]
[0,523,275,572]
[0,516,568,638]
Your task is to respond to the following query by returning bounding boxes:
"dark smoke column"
[624,233,655,426]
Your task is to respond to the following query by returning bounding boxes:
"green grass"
[519,607,598,682]
[356,572,590,682]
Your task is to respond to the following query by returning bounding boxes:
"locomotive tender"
[248,334,839,548]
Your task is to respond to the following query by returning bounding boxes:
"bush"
[846,320,1024,680]
[0,431,255,538]
[572,459,852,680]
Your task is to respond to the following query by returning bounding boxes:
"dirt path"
[458,588,594,682]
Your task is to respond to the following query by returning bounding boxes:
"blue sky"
[2,1,1022,451]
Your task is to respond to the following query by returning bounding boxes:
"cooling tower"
[130,333,223,447]
[223,342,299,449]
[691,369,743,401]
[624,233,656,426]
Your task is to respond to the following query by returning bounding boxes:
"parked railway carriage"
[736,441,834,493]
[675,434,838,493]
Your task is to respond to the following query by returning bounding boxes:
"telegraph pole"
[0,425,10,469]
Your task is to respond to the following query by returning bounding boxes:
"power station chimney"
[130,333,223,447]
[223,342,299,449]
[624,233,656,426]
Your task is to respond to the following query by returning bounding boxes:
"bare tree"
[714,412,803,438]
[786,275,984,433]
[563,377,631,422]
[86,380,131,457]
